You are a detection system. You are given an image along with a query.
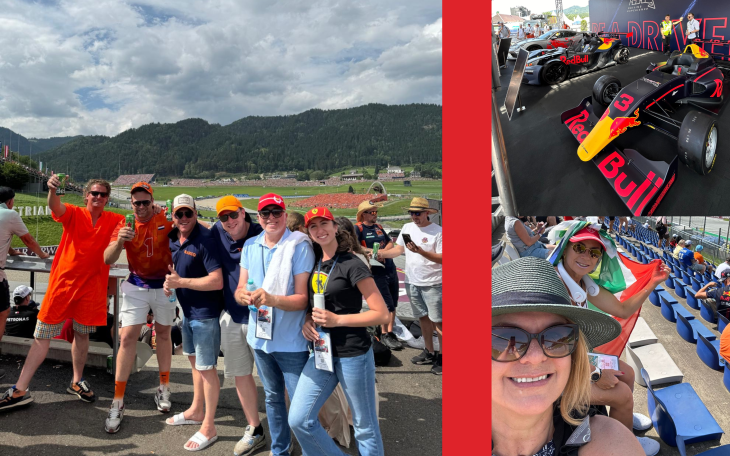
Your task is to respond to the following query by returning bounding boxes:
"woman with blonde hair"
[492,257,642,456]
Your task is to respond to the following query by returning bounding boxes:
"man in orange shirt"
[694,245,714,275]
[0,175,124,411]
[102,182,176,433]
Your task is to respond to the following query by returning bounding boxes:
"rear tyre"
[541,61,569,85]
[678,111,718,175]
[614,47,630,64]
[593,75,622,107]
[526,45,541,52]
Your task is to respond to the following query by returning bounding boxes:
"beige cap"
[173,194,196,211]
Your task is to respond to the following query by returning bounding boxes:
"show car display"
[508,30,585,60]
[560,41,727,216]
[523,31,631,85]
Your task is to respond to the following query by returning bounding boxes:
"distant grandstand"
[112,174,156,186]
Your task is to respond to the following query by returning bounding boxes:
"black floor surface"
[497,48,730,215]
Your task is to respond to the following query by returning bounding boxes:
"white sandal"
[184,431,218,452]
[166,412,203,426]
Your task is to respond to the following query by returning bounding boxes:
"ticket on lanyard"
[314,329,334,372]
[255,306,273,340]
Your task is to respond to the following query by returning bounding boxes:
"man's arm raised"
[46,174,66,218]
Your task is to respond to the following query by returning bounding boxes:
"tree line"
[36,103,442,182]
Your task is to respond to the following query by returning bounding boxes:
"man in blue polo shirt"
[210,196,266,456]
[679,240,706,274]
[234,193,314,456]
[163,194,223,452]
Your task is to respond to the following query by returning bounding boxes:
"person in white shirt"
[716,257,730,280]
[686,12,700,40]
[533,24,539,36]
[379,198,442,375]
[518,25,526,40]
[499,22,510,39]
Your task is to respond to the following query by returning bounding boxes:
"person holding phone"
[378,198,443,374]
[505,216,556,259]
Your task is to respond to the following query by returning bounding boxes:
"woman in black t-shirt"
[289,207,389,456]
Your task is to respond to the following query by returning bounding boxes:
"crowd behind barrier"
[0,157,83,193]
[290,193,387,210]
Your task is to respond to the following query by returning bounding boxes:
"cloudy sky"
[0,0,441,138]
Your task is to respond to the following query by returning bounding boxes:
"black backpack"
[367,327,392,366]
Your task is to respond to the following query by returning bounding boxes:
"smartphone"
[402,233,413,245]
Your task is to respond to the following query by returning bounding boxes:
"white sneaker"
[105,400,125,434]
[154,386,171,412]
[633,412,653,431]
[637,437,660,456]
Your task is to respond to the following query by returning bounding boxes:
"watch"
[590,366,602,383]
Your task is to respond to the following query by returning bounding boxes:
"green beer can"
[56,173,66,196]
[166,199,173,221]
[372,242,380,257]
[126,214,135,233]
[106,355,113,375]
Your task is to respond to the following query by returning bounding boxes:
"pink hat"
[569,226,606,250]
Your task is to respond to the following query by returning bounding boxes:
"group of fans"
[494,216,692,456]
[0,175,443,455]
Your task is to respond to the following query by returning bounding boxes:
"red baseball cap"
[569,226,606,250]
[304,207,335,228]
[258,193,285,211]
[131,181,153,195]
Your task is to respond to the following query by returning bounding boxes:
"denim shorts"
[181,316,221,371]
[406,283,442,323]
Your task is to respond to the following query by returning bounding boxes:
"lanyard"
[316,255,339,294]
[261,245,268,277]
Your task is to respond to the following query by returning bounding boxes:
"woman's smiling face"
[563,240,603,276]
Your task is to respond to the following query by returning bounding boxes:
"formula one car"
[523,32,631,85]
[508,30,585,60]
[560,41,727,216]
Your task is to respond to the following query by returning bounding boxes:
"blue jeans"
[253,349,309,456]
[181,316,221,371]
[289,348,383,456]
[521,242,551,259]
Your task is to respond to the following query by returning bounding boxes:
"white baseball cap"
[12,285,32,299]
[173,194,196,211]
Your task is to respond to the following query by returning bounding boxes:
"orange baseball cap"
[258,193,286,211]
[216,195,243,215]
[131,182,153,195]
[304,207,335,227]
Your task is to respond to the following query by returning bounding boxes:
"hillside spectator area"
[291,193,387,209]
[112,174,156,186]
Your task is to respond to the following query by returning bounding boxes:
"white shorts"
[219,311,255,378]
[120,281,176,328]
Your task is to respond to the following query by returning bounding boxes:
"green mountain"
[0,127,80,156]
[564,5,589,17]
[38,103,442,181]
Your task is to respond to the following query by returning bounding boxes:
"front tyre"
[593,75,622,107]
[614,47,630,64]
[541,61,569,85]
[678,110,718,175]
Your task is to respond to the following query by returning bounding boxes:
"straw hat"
[405,197,438,214]
[356,200,379,223]
[492,257,621,349]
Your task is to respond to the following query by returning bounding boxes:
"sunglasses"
[132,200,152,207]
[364,211,378,215]
[259,208,284,219]
[409,211,423,216]
[219,210,240,222]
[174,210,194,219]
[571,243,603,259]
[89,191,109,198]
[492,324,578,362]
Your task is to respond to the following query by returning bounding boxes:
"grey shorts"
[406,283,442,323]
[219,311,255,378]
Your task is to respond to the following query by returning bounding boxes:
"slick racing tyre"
[614,47,630,64]
[541,61,569,85]
[678,110,718,175]
[593,75,622,107]
[527,45,541,52]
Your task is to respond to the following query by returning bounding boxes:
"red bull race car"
[522,32,631,85]
[560,41,727,216]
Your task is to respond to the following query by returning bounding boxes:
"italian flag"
[549,221,659,356]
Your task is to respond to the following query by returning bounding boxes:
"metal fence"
[635,216,730,263]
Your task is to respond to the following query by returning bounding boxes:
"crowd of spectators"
[0,157,83,193]
[111,174,156,186]
[290,193,386,209]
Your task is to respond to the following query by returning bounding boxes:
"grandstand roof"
[112,174,156,186]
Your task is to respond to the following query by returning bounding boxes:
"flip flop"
[166,412,203,426]
[184,431,218,452]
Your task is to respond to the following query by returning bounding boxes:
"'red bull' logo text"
[564,109,590,142]
[560,54,589,65]
[609,109,641,138]
[598,151,665,215]
[712,79,723,98]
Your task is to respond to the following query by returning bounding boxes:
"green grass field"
[139,180,442,201]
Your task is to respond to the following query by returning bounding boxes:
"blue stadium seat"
[700,299,717,324]
[641,368,724,456]
[674,279,687,298]
[661,295,693,323]
[695,444,730,455]
[681,270,693,284]
[649,285,664,307]
[677,313,716,344]
[697,333,724,370]
[692,277,702,292]
[686,287,700,310]
[719,313,729,334]
[725,365,730,394]
[666,274,676,289]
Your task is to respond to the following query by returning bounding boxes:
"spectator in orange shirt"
[0,175,123,411]
[694,245,714,275]
[102,182,176,433]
